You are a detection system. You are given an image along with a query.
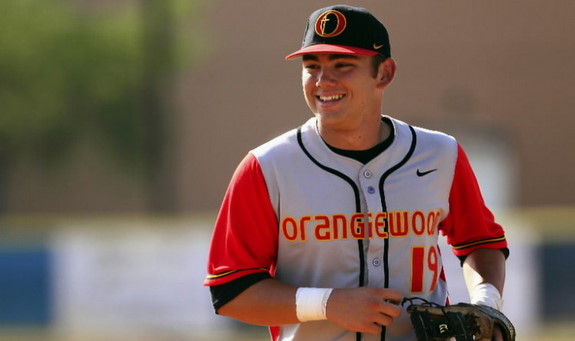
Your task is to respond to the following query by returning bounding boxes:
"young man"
[205,5,509,341]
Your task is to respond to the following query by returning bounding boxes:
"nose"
[315,68,337,87]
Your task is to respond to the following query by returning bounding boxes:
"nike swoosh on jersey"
[416,168,438,177]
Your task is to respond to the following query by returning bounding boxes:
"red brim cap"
[285,44,379,60]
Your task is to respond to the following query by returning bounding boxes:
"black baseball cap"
[285,5,391,60]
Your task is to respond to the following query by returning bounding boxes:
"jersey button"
[363,170,373,178]
[372,258,381,267]
[367,186,376,194]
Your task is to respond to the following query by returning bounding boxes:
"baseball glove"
[402,297,516,341]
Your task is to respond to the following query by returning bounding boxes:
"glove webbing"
[403,297,484,341]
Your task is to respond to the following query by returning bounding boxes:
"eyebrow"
[302,54,360,61]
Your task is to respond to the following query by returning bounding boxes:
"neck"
[318,116,390,151]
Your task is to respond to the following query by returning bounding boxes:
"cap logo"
[314,10,347,38]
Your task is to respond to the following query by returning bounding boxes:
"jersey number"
[411,246,439,293]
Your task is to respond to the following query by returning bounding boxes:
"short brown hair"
[371,54,387,78]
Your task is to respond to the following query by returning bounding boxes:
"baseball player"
[205,5,509,341]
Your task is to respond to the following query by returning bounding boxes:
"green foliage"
[0,0,201,175]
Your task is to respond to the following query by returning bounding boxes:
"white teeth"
[319,94,344,101]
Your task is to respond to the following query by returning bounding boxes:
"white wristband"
[470,283,503,310]
[295,287,333,322]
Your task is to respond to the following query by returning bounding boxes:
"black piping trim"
[296,128,366,288]
[377,125,418,341]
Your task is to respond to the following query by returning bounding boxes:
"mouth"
[317,94,345,103]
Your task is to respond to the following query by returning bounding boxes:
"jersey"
[205,116,508,341]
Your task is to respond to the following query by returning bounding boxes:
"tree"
[0,0,202,213]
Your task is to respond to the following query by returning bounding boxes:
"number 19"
[411,245,439,293]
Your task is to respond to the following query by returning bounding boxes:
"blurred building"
[5,0,575,215]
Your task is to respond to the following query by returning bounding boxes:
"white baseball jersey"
[205,116,507,341]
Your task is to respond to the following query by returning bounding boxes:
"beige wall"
[8,1,575,214]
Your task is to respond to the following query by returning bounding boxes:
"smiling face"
[301,53,396,148]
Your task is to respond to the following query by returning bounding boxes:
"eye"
[335,62,354,69]
[303,63,320,70]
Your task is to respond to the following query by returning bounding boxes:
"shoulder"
[387,116,458,152]
[251,117,316,159]
[413,123,457,147]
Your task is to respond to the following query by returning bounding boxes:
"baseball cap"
[285,5,391,60]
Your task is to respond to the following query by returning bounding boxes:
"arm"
[441,145,507,300]
[444,146,508,340]
[463,248,506,298]
[209,154,402,333]
[463,248,506,341]
[218,278,299,325]
[218,278,403,335]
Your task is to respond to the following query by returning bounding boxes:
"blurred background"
[0,0,574,340]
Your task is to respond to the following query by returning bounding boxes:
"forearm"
[217,278,403,334]
[463,249,508,340]
[217,278,299,326]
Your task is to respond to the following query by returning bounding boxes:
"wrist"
[470,282,503,310]
[295,287,333,322]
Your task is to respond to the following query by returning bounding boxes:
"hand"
[325,287,403,335]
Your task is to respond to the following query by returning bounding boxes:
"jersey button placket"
[363,169,376,194]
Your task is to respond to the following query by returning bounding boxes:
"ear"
[376,58,397,89]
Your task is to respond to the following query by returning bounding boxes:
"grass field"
[2,323,575,341]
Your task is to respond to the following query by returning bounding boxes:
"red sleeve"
[204,153,279,286]
[439,145,508,258]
